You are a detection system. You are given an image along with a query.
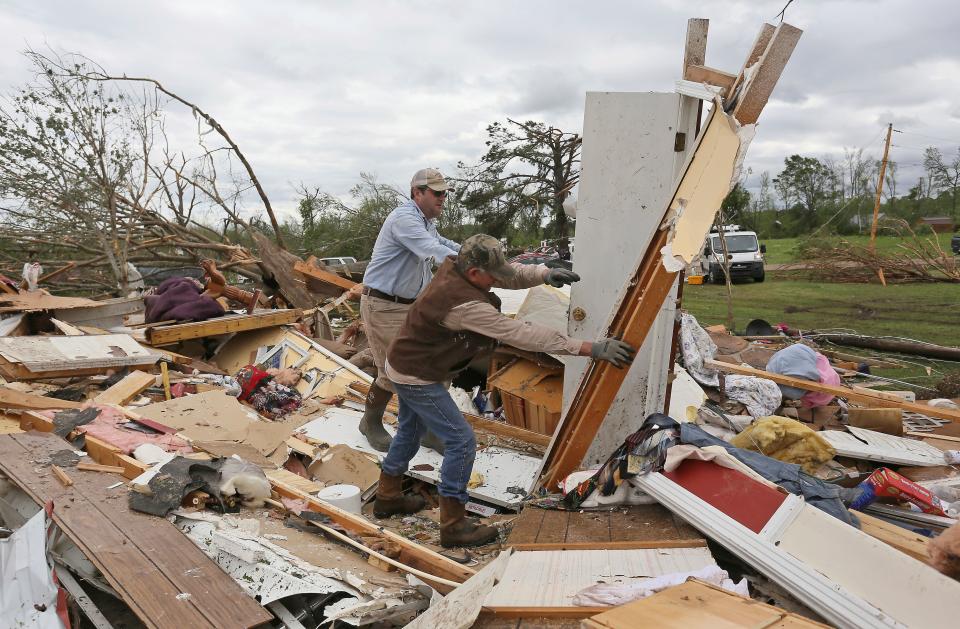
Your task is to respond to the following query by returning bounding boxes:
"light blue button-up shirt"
[362,199,461,299]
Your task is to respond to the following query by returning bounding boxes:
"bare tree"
[923,147,960,215]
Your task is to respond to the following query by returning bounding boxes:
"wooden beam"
[507,539,707,551]
[705,359,960,423]
[295,258,358,292]
[727,22,776,99]
[682,18,709,77]
[93,370,157,406]
[0,386,84,410]
[76,461,126,474]
[685,64,736,91]
[269,476,476,593]
[732,22,803,124]
[145,309,301,345]
[480,606,607,619]
[857,512,931,564]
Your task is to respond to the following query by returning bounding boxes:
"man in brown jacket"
[374,234,636,547]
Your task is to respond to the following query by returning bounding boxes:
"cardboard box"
[488,358,563,436]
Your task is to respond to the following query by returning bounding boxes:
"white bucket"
[315,484,362,514]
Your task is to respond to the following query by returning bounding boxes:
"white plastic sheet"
[0,509,64,629]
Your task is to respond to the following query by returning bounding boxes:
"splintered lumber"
[705,359,960,423]
[685,64,736,91]
[857,512,931,564]
[582,579,830,629]
[76,461,126,474]
[0,432,271,628]
[295,258,358,292]
[144,309,301,345]
[269,475,475,593]
[252,232,317,309]
[0,386,84,410]
[731,22,803,124]
[93,370,156,406]
[51,464,73,486]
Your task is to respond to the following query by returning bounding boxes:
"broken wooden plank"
[857,511,931,565]
[76,461,126,474]
[726,22,776,100]
[51,464,73,486]
[731,22,803,125]
[480,607,606,619]
[269,475,476,592]
[705,359,960,423]
[582,579,830,628]
[252,231,318,309]
[0,386,84,410]
[50,318,85,336]
[295,258,358,292]
[682,17,709,76]
[685,64,737,91]
[0,334,159,372]
[144,309,301,345]
[507,540,707,551]
[93,370,156,406]
[0,432,272,629]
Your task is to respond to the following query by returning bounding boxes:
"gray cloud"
[0,0,957,218]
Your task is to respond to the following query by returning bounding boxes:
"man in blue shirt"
[359,168,461,452]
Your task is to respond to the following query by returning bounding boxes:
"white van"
[697,227,766,283]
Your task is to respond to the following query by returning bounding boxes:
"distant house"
[849,213,885,228]
[916,216,955,233]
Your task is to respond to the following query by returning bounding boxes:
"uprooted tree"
[455,119,581,242]
[0,49,284,296]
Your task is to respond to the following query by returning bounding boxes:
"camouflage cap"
[458,234,515,280]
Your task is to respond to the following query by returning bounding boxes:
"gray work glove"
[544,268,580,288]
[590,338,636,368]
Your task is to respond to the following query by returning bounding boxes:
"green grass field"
[760,233,953,265]
[682,277,960,391]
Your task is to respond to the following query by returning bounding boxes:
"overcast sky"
[0,0,958,220]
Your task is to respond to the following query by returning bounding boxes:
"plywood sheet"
[819,426,946,466]
[298,407,540,508]
[0,292,96,313]
[482,547,716,608]
[0,334,158,372]
[583,579,828,629]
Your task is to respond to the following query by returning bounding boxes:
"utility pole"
[870,123,893,285]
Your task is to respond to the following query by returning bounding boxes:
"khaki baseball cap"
[458,234,515,280]
[411,168,451,191]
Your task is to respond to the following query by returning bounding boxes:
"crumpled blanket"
[766,343,839,407]
[724,374,782,417]
[235,365,302,419]
[679,313,719,386]
[572,564,749,606]
[144,277,224,323]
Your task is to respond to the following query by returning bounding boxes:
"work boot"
[373,473,425,518]
[419,430,445,455]
[359,384,394,452]
[439,496,499,548]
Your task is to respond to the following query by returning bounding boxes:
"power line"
[895,129,960,146]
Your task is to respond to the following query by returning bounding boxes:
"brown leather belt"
[362,286,415,305]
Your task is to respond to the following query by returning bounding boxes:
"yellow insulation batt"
[730,416,836,473]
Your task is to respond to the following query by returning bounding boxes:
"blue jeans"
[381,381,476,503]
